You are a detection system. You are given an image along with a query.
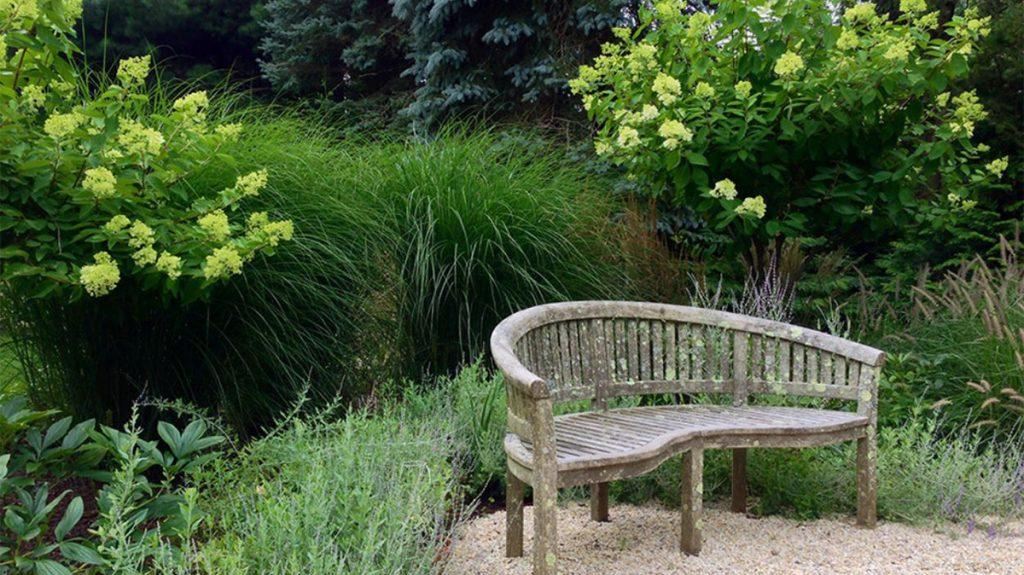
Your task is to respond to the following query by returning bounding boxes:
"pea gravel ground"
[447,502,1024,575]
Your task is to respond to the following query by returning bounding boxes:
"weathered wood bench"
[490,301,885,575]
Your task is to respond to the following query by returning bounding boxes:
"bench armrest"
[490,323,550,399]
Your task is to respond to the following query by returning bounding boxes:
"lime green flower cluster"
[0,2,293,301]
[79,253,120,297]
[570,0,1004,249]
[773,52,804,77]
[735,196,767,219]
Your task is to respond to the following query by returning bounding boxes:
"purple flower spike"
[987,524,996,540]
[967,518,975,534]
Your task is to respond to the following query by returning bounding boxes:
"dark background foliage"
[81,0,263,83]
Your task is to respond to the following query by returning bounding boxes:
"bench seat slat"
[506,405,868,471]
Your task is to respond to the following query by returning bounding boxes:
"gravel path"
[447,502,1024,575]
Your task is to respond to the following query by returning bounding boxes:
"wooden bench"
[490,301,885,575]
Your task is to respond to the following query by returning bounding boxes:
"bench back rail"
[492,301,885,442]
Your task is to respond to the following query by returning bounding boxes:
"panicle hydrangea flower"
[844,3,878,24]
[156,251,183,279]
[594,141,611,156]
[215,123,243,140]
[652,73,682,106]
[235,169,269,197]
[616,126,641,149]
[83,167,117,199]
[630,48,655,77]
[837,30,859,50]
[966,17,989,34]
[900,0,927,14]
[662,138,679,150]
[63,0,82,19]
[935,92,950,107]
[640,105,659,121]
[132,246,157,266]
[43,111,84,140]
[21,84,44,110]
[734,81,752,99]
[883,40,911,62]
[686,12,712,37]
[946,193,977,211]
[774,51,804,77]
[117,118,164,157]
[694,81,716,99]
[918,11,939,29]
[80,252,120,297]
[128,220,154,249]
[204,246,243,280]
[116,56,150,87]
[655,1,680,21]
[0,34,6,58]
[173,91,209,124]
[7,0,38,20]
[104,214,131,234]
[198,210,231,241]
[658,119,693,143]
[261,220,294,247]
[952,91,986,122]
[862,205,874,216]
[735,196,767,219]
[247,212,270,231]
[710,179,738,200]
[986,157,1008,177]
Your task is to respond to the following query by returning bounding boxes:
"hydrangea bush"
[571,0,1008,250]
[0,0,292,302]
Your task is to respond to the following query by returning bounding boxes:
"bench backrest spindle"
[493,302,885,422]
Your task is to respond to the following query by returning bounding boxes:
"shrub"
[2,3,296,429]
[865,235,1024,435]
[0,2,290,301]
[571,1,1008,261]
[611,415,1024,527]
[195,392,464,574]
[0,399,223,574]
[7,106,630,431]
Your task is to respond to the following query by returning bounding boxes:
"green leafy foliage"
[194,392,461,574]
[0,1,291,303]
[0,401,223,574]
[572,0,1009,260]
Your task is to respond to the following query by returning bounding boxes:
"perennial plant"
[0,0,291,303]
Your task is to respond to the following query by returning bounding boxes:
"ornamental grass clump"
[0,0,291,303]
[571,0,1009,256]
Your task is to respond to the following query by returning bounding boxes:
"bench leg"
[680,448,703,555]
[856,432,877,528]
[532,469,558,575]
[506,467,525,557]
[731,448,747,513]
[590,482,609,522]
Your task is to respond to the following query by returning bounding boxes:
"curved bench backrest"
[492,301,885,411]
